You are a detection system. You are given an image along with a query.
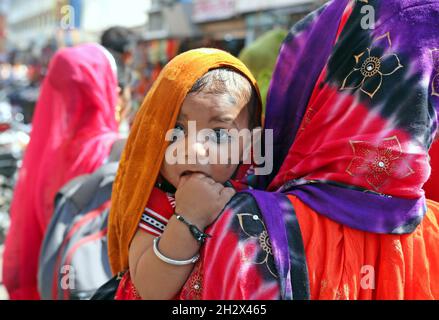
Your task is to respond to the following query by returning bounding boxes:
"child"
[107,49,262,300]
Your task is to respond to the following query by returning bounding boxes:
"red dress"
[424,140,439,202]
[114,177,253,300]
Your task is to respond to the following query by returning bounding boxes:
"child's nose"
[186,140,209,159]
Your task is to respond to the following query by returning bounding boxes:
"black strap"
[90,272,124,300]
[284,201,310,300]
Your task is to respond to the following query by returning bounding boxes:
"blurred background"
[0,0,330,300]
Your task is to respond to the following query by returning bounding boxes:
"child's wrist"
[174,208,209,230]
[173,213,212,244]
[159,221,201,259]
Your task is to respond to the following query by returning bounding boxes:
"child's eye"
[171,124,185,143]
[211,129,231,144]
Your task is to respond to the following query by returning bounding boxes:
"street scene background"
[0,0,329,300]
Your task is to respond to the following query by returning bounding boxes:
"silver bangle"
[152,237,200,266]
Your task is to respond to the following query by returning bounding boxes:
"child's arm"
[129,173,235,300]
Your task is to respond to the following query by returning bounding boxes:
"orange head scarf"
[108,48,261,274]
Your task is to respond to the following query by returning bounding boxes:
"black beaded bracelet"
[174,214,212,244]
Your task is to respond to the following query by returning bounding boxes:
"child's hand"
[175,173,236,229]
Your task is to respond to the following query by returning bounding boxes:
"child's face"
[161,91,251,188]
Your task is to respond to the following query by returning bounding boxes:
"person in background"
[36,28,139,300]
[2,44,121,300]
[239,29,288,115]
[101,26,136,133]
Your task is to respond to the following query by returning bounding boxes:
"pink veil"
[2,44,120,299]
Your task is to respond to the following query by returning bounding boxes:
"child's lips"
[180,170,210,178]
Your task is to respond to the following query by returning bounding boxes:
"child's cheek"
[211,163,239,184]
[215,141,244,165]
[160,162,179,188]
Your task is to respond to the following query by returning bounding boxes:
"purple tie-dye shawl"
[264,0,439,234]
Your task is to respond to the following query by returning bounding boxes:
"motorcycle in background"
[0,98,30,244]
